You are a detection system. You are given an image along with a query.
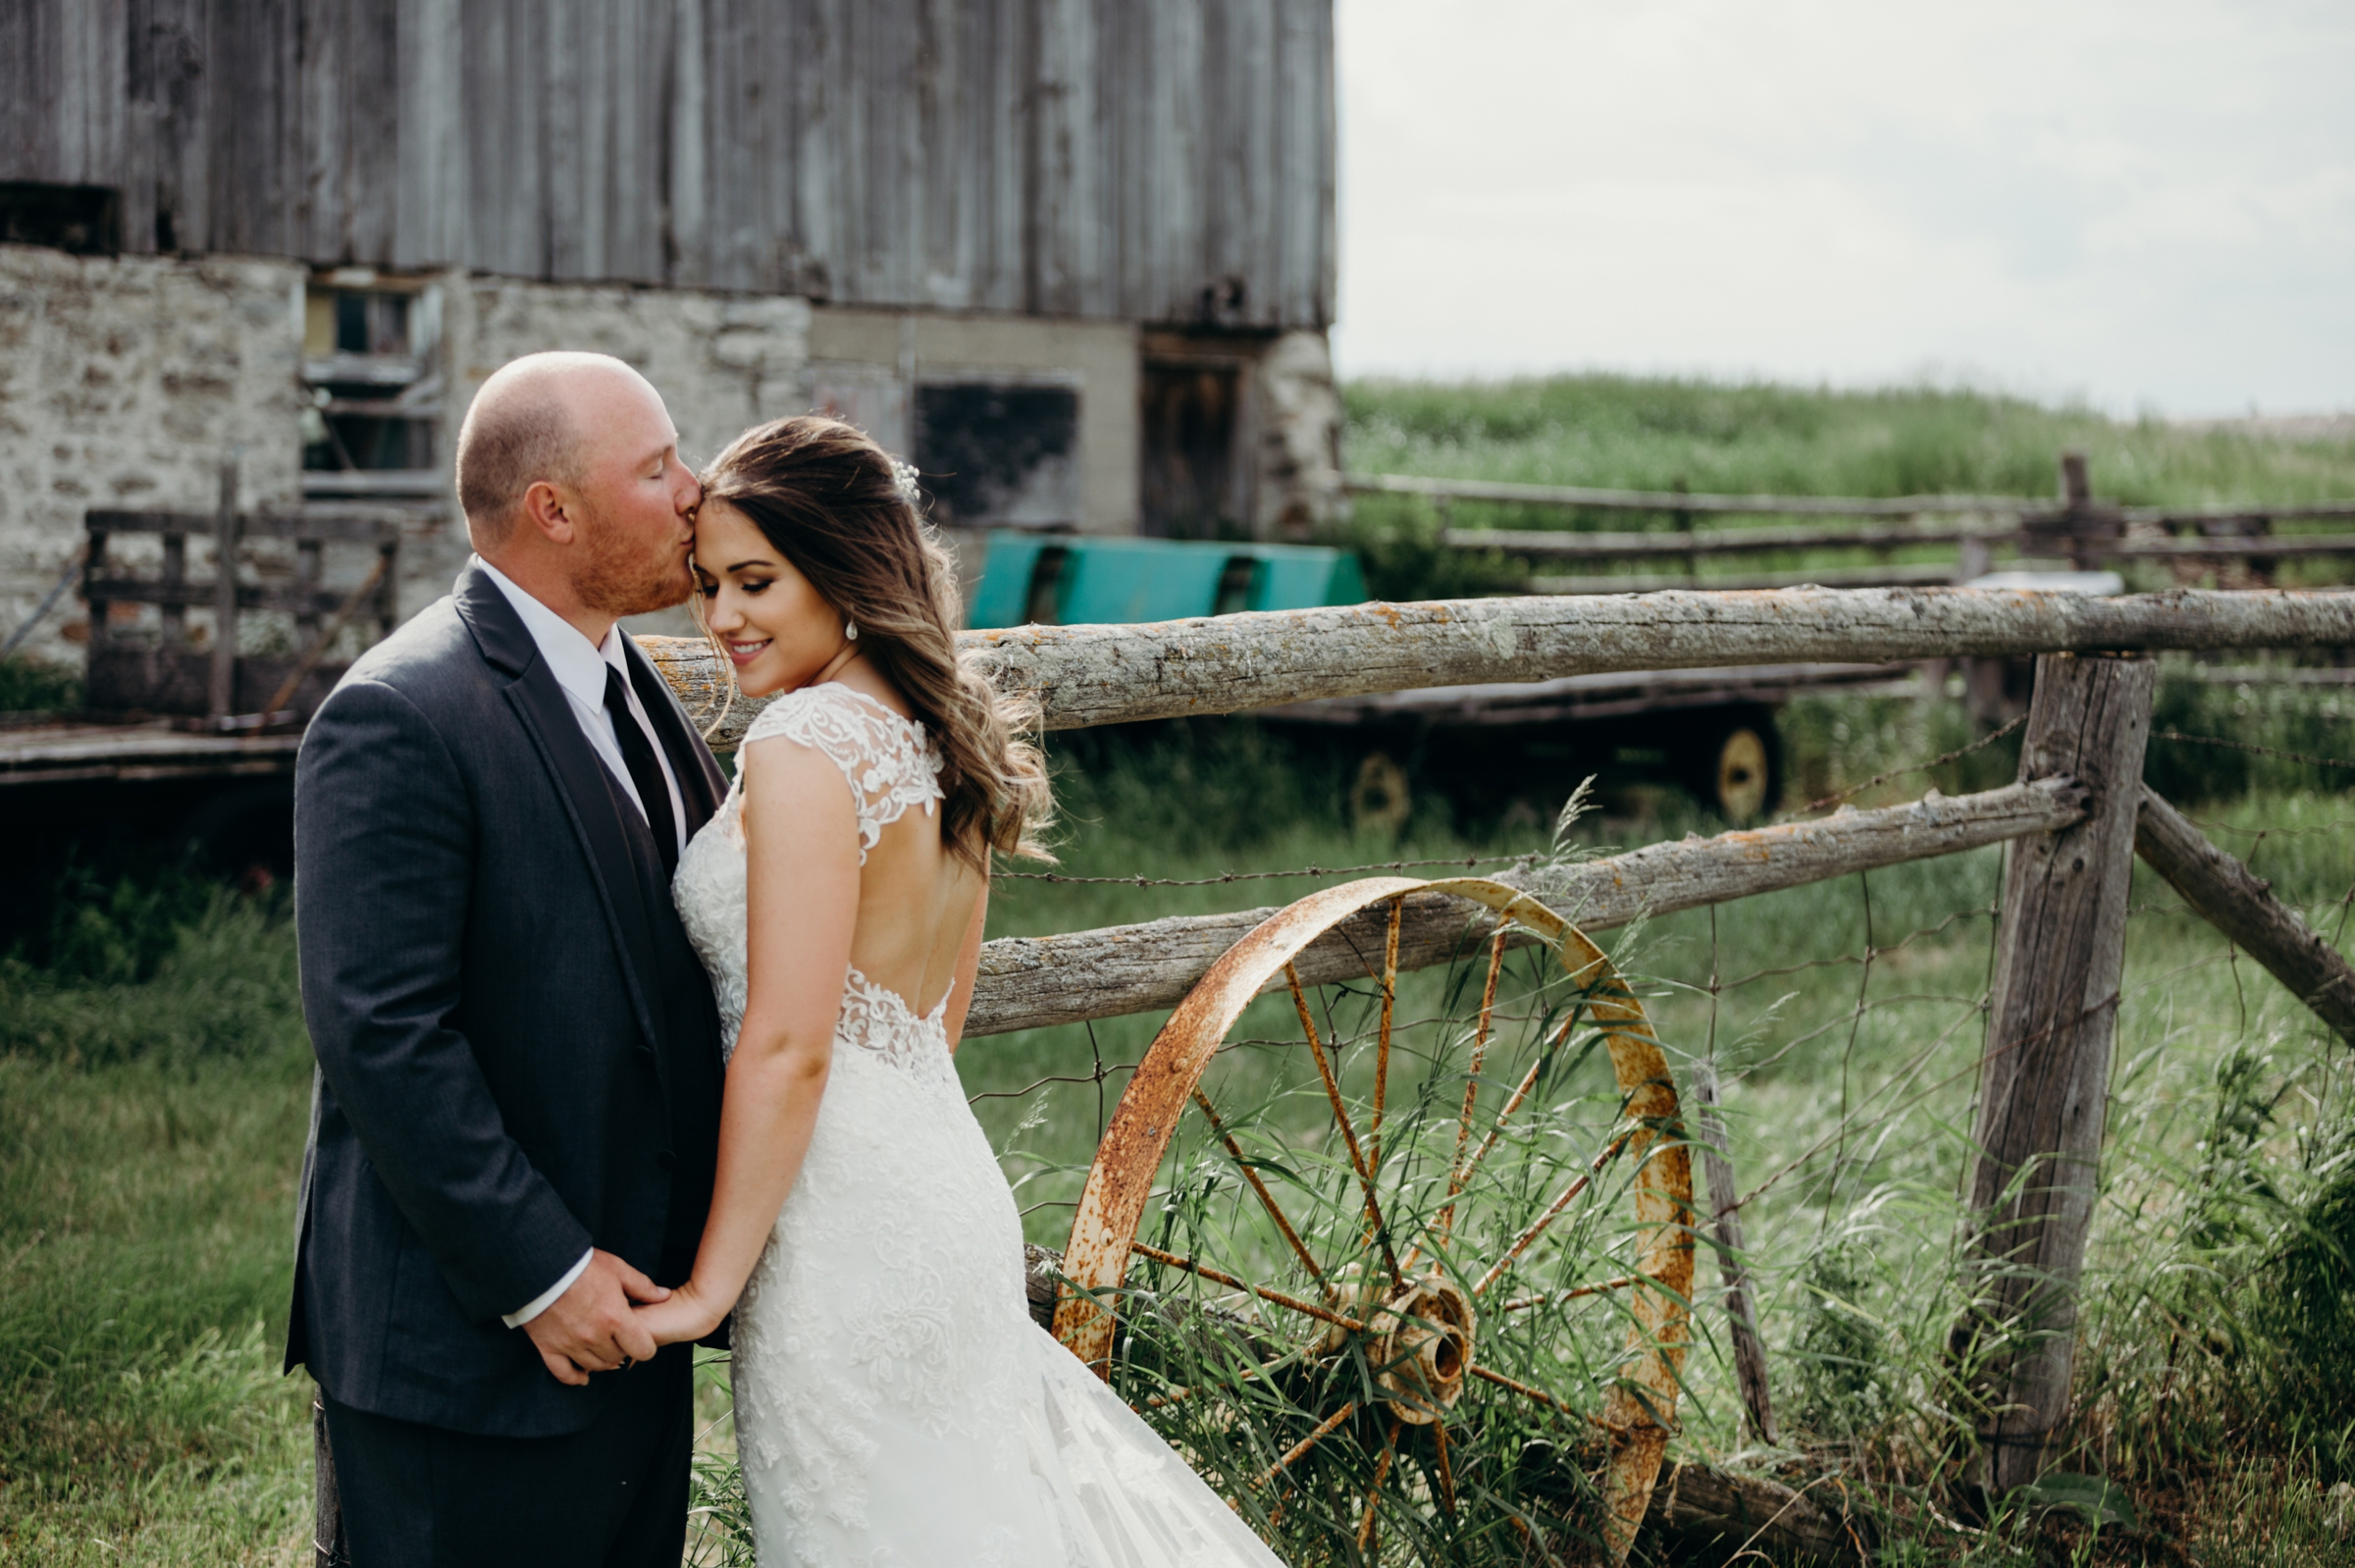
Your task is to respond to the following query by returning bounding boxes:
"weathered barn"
[0,0,1341,660]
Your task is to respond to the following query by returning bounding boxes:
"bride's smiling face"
[693,498,847,698]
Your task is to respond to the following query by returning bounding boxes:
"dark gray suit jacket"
[286,562,728,1437]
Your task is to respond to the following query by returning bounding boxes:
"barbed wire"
[1781,713,2027,820]
[996,852,1533,887]
[2152,730,2355,771]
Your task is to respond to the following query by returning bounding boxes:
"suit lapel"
[456,566,668,1062]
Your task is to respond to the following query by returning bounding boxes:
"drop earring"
[844,620,859,641]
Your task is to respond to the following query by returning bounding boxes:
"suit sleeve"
[295,677,592,1322]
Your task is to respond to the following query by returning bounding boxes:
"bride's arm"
[640,739,861,1345]
[942,874,988,1053]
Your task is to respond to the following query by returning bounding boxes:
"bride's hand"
[633,1278,730,1346]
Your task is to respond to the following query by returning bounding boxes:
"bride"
[635,417,1285,1567]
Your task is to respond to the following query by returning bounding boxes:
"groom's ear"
[518,479,580,547]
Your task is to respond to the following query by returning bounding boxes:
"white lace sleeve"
[738,685,944,863]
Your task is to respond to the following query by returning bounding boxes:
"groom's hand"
[521,1249,670,1386]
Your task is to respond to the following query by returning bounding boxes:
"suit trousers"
[320,1343,696,1568]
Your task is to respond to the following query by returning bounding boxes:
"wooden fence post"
[1688,1060,1776,1445]
[1954,652,2155,1493]
[208,453,239,719]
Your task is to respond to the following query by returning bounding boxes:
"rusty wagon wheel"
[1049,877,1694,1565]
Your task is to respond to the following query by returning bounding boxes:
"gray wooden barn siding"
[2,0,1334,329]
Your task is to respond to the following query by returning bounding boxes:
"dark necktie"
[603,663,679,876]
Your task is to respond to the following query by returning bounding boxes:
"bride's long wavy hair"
[694,416,1053,865]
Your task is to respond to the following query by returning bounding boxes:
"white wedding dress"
[674,683,1285,1568]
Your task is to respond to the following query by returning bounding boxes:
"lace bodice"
[734,682,945,864]
[673,682,949,1069]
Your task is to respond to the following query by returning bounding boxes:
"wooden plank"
[2134,786,2355,1045]
[1359,472,2026,519]
[1955,653,2156,1491]
[2098,535,2355,560]
[959,589,2355,733]
[84,509,402,543]
[1645,1460,1863,1562]
[208,458,239,719]
[395,0,468,269]
[1454,520,2017,559]
[637,588,2355,746]
[1687,1060,1777,1446]
[86,578,361,618]
[962,777,2086,1037]
[1529,564,1967,596]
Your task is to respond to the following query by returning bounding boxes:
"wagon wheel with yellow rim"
[1049,877,1694,1564]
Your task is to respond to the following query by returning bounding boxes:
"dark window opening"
[301,282,436,475]
[1212,554,1257,616]
[334,292,410,356]
[1024,547,1071,625]
[0,183,122,255]
[915,384,1080,528]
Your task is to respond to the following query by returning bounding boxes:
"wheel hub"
[1369,1277,1475,1425]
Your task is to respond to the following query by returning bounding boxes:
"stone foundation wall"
[1254,329,1348,540]
[0,244,306,669]
[0,249,815,671]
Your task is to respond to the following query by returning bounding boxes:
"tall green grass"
[1334,376,2355,602]
[0,891,312,1565]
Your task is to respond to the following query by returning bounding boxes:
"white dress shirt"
[476,556,688,1328]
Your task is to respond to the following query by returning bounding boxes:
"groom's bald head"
[457,352,641,550]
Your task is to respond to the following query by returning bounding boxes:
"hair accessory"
[845,620,860,641]
[889,457,922,507]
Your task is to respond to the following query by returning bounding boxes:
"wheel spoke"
[1439,925,1512,1246]
[1257,1401,1357,1487]
[1286,963,1403,1287]
[1498,1274,1642,1313]
[1356,1420,1402,1549]
[1398,1009,1579,1279]
[1370,895,1403,1176]
[1129,1237,1368,1334]
[1473,1130,1631,1297]
[1452,1002,1586,1205]
[1433,1416,1458,1514]
[1469,1362,1608,1429]
[1190,1088,1330,1293]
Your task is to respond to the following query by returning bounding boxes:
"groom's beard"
[575,514,697,619]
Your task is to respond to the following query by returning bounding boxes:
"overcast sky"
[1330,0,2355,416]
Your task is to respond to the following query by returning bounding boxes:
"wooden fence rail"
[640,586,2355,747]
[964,778,2085,1036]
[1346,469,2355,529]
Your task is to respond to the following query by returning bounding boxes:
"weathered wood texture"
[1689,1060,1776,1446]
[641,587,2355,748]
[1957,654,2156,1492]
[2135,786,2355,1046]
[963,778,2086,1037]
[1644,1460,1866,1562]
[2,0,1334,328]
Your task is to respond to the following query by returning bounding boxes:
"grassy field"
[1336,377,2355,602]
[5,378,2353,1563]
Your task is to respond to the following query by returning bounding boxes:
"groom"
[288,352,730,1565]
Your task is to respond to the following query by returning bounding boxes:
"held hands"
[632,1275,730,1348]
[521,1249,671,1387]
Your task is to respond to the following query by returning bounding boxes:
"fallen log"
[1644,1460,1867,1563]
[965,777,2085,1037]
[640,586,2355,748]
[2135,786,2355,1046]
